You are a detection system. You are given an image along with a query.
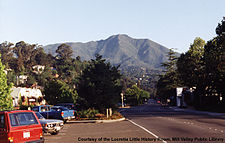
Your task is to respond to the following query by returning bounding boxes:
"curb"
[67,117,126,123]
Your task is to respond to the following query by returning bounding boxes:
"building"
[10,87,45,107]
[32,65,45,74]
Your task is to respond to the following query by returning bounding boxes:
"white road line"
[128,119,167,143]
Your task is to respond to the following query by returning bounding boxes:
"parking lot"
[44,120,156,143]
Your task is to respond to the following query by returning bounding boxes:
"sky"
[0,0,224,53]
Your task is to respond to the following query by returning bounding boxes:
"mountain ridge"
[43,34,171,70]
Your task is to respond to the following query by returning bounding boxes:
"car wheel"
[50,131,59,135]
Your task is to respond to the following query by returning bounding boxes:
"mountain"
[43,34,171,70]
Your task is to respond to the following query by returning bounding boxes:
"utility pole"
[121,93,124,108]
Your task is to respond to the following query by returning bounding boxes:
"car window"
[35,112,45,119]
[32,107,39,112]
[51,108,61,111]
[0,114,5,128]
[9,112,38,127]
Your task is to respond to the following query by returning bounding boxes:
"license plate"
[56,126,61,130]
[23,132,30,138]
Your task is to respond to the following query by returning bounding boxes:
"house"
[17,75,28,84]
[32,65,45,74]
[10,87,46,107]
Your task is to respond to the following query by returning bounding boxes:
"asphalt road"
[120,100,225,143]
[44,101,225,143]
[44,120,159,143]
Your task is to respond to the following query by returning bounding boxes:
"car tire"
[50,131,59,135]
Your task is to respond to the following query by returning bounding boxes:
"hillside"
[43,34,170,70]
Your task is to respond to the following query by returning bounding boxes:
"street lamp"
[121,93,124,107]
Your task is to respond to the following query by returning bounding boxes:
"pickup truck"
[0,110,44,143]
[32,105,75,123]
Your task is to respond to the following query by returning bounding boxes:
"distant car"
[35,112,63,135]
[0,110,44,143]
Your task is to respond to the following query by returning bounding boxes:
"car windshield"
[52,106,69,111]
[9,112,38,126]
[35,112,45,119]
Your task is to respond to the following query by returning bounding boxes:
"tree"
[78,54,122,111]
[0,42,14,69]
[203,18,225,105]
[0,54,13,110]
[13,41,37,72]
[56,44,73,61]
[125,85,150,105]
[44,80,78,105]
[177,37,205,87]
[156,49,179,102]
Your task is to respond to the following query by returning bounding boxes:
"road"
[44,120,159,143]
[120,100,225,143]
[45,100,225,143]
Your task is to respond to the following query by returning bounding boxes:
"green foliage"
[78,54,122,112]
[177,37,205,87]
[0,55,13,111]
[44,80,78,105]
[0,42,14,69]
[56,43,73,62]
[202,18,225,103]
[78,108,99,119]
[125,85,150,105]
[157,49,179,102]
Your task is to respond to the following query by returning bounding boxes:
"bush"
[78,108,99,119]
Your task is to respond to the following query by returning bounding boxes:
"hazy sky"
[0,0,224,53]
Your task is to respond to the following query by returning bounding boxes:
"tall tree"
[156,49,178,102]
[56,44,73,62]
[78,54,122,111]
[203,18,225,104]
[0,54,13,110]
[0,42,14,69]
[177,37,205,87]
[13,41,36,72]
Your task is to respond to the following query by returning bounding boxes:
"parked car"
[35,112,63,135]
[55,103,78,117]
[32,105,51,119]
[0,110,44,143]
[32,105,75,123]
[51,106,75,123]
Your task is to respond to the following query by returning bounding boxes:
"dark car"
[35,112,63,135]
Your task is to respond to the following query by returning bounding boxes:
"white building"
[10,87,45,107]
[32,65,45,74]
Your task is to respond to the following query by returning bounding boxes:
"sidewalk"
[170,106,225,118]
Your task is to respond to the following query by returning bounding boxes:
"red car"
[0,110,44,143]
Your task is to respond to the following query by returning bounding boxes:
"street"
[120,100,225,143]
[44,120,157,143]
[45,101,225,143]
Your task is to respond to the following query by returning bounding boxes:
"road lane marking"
[127,119,167,143]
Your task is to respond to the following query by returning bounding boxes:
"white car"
[35,112,64,135]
